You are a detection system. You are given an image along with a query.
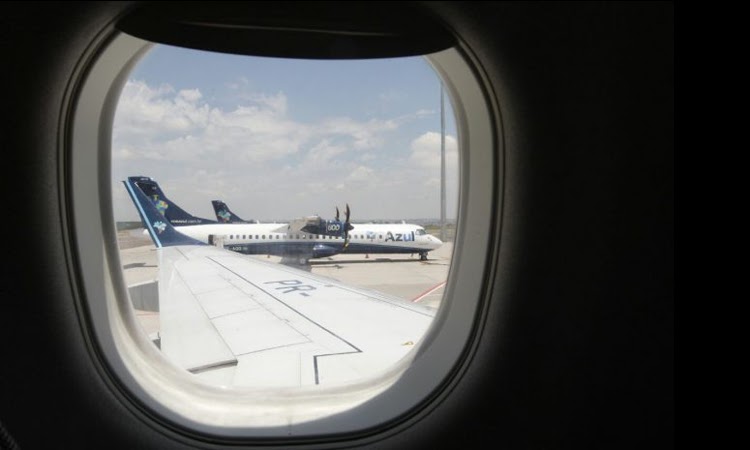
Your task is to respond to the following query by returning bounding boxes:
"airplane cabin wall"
[410,3,674,448]
[1,2,673,448]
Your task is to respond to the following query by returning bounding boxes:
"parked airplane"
[129,176,443,262]
[2,2,673,449]
[124,173,435,392]
[213,198,442,258]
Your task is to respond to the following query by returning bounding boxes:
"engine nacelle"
[302,219,353,238]
[312,244,340,258]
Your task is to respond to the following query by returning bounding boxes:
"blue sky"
[112,44,458,222]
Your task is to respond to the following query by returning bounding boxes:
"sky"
[112,44,458,222]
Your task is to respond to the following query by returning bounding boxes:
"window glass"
[112,45,459,391]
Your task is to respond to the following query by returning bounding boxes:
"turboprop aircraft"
[129,176,443,263]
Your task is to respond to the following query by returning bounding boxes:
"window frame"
[67,31,499,439]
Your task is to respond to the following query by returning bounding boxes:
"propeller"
[309,205,353,247]
[342,203,353,249]
[329,204,353,249]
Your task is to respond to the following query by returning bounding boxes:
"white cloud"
[178,88,202,103]
[115,81,200,134]
[305,140,348,167]
[414,109,434,117]
[409,132,458,167]
[251,92,287,116]
[112,80,459,221]
[346,165,375,183]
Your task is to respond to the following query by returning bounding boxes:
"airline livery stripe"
[125,181,162,248]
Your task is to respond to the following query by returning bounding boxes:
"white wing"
[271,215,322,234]
[156,244,435,387]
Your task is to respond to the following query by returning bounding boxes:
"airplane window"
[113,44,458,377]
[72,15,497,439]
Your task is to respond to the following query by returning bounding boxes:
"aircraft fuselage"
[175,223,442,260]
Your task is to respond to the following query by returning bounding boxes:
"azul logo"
[218,210,231,222]
[151,196,168,216]
[152,221,167,234]
[385,231,415,242]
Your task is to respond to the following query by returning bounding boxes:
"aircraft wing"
[273,216,320,234]
[156,244,435,387]
[277,214,353,242]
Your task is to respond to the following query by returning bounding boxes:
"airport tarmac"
[117,229,452,335]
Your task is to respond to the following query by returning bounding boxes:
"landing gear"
[419,252,428,261]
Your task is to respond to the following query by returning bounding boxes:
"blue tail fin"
[127,176,216,225]
[123,177,206,248]
[211,200,257,223]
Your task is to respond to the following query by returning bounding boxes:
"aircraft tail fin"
[212,200,256,223]
[127,176,216,225]
[124,177,206,248]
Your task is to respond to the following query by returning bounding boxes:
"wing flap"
[211,310,310,356]
[159,251,237,372]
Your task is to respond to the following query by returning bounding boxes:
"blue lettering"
[385,231,414,242]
